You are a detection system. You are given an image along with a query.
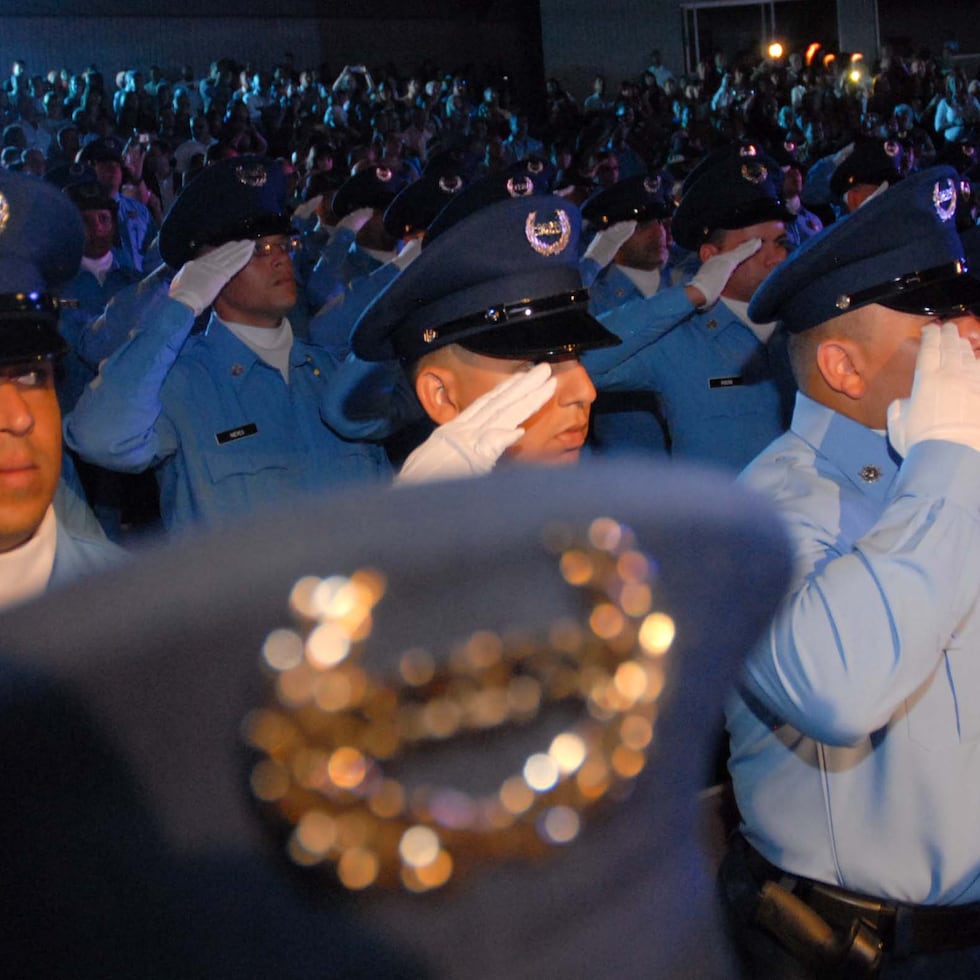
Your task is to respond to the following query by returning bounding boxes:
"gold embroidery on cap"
[0,191,8,235]
[438,175,463,194]
[235,162,269,187]
[525,209,572,257]
[422,328,438,344]
[933,178,957,222]
[246,518,669,892]
[740,162,768,184]
[506,176,534,198]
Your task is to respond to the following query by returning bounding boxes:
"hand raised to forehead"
[688,237,762,309]
[887,321,980,456]
[168,239,255,316]
[396,363,557,485]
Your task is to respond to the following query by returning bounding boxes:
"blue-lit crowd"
[3,35,980,980]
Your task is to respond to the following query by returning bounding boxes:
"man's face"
[423,346,597,465]
[838,307,980,428]
[81,208,115,258]
[212,235,298,328]
[616,218,671,271]
[93,159,122,195]
[710,221,789,304]
[782,166,803,198]
[0,360,61,553]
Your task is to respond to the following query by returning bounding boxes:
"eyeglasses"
[253,236,302,258]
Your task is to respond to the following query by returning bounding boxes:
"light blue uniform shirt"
[730,393,980,904]
[584,285,791,471]
[65,294,390,534]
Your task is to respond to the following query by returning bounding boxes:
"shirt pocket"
[203,443,295,485]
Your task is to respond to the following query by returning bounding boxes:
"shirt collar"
[791,392,900,503]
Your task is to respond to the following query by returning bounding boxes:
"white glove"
[887,322,980,457]
[583,220,637,269]
[336,206,374,233]
[396,363,557,485]
[292,194,323,221]
[688,238,762,308]
[392,237,422,271]
[168,240,255,316]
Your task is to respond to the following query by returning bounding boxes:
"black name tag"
[215,423,258,445]
[709,376,744,389]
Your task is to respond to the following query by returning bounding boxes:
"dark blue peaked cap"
[0,170,82,364]
[749,165,980,332]
[159,156,291,268]
[581,173,674,228]
[382,170,468,239]
[332,164,409,219]
[352,194,619,362]
[672,150,791,251]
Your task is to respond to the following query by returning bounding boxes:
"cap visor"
[879,274,980,318]
[0,320,69,365]
[457,309,621,360]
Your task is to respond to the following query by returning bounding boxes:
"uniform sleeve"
[739,439,980,745]
[64,293,193,473]
[582,285,696,390]
[319,351,425,442]
[305,229,355,311]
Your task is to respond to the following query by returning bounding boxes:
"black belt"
[738,835,980,958]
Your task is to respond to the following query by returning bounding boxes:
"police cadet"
[350,191,620,483]
[77,136,157,275]
[304,164,408,314]
[579,173,678,455]
[64,156,390,534]
[0,171,120,609]
[581,148,794,471]
[720,166,980,978]
[308,167,468,350]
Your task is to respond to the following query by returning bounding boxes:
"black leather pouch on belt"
[754,878,885,979]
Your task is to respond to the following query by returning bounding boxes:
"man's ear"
[698,240,720,264]
[815,337,866,400]
[414,365,462,425]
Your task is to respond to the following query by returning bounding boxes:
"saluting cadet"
[65,156,389,534]
[350,189,620,483]
[578,172,677,455]
[721,166,980,979]
[582,146,796,471]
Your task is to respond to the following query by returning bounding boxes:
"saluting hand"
[687,237,762,309]
[396,363,557,485]
[168,239,255,316]
[887,321,980,456]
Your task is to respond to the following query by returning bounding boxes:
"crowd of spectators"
[3,42,980,224]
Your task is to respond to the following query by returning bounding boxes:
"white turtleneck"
[618,265,662,299]
[0,505,57,610]
[222,317,294,382]
[80,251,114,286]
[720,297,778,344]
